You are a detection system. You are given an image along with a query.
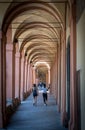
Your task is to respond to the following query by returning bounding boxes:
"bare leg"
[35,96,37,105]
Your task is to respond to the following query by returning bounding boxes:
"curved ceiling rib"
[14,21,60,41]
[3,0,65,73]
[25,42,57,52]
[28,49,55,65]
[25,43,57,59]
[3,0,64,32]
[20,34,58,52]
[13,10,61,39]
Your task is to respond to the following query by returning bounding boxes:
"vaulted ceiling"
[3,0,67,73]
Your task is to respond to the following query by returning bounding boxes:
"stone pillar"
[24,59,28,93]
[48,69,50,85]
[6,25,12,44]
[61,40,63,112]
[27,63,30,91]
[61,30,67,126]
[0,31,6,127]
[46,71,48,86]
[15,52,20,98]
[31,66,33,87]
[26,62,28,92]
[0,31,4,128]
[51,66,55,94]
[6,25,15,100]
[30,64,33,89]
[6,44,14,100]
[50,68,53,93]
[28,64,30,89]
[54,60,57,99]
[57,36,61,113]
[20,56,25,101]
[50,68,52,93]
[56,45,58,103]
[35,69,39,86]
[69,1,77,130]
[32,67,36,84]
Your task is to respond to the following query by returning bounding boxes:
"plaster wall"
[0,0,12,27]
[76,9,85,130]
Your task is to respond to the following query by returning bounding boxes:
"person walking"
[42,83,48,106]
[32,84,38,106]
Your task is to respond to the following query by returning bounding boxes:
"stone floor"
[5,92,68,130]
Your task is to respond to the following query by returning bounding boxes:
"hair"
[33,84,36,87]
[44,83,46,88]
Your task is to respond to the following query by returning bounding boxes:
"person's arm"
[47,86,50,91]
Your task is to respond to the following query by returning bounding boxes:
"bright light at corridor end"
[34,61,50,84]
[34,61,50,70]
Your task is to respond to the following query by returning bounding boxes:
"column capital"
[15,52,20,58]
[6,44,14,51]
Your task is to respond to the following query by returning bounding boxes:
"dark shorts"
[33,93,38,97]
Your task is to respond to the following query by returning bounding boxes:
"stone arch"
[2,0,64,34]
[0,0,72,128]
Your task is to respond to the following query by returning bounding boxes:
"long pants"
[43,93,47,104]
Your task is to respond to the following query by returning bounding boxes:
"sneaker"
[44,103,47,106]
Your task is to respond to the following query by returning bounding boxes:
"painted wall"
[0,0,12,27]
[76,9,85,130]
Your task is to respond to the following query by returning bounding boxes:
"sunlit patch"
[34,61,50,69]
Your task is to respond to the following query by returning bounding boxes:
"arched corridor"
[6,92,67,130]
[0,0,85,130]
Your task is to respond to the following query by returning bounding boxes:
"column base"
[58,104,61,113]
[69,119,76,130]
[62,111,68,128]
[0,112,3,128]
[69,119,72,130]
[0,107,6,128]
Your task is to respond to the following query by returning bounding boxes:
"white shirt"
[42,87,47,93]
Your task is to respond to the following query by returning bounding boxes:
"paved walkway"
[5,92,68,130]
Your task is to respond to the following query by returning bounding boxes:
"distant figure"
[32,84,38,106]
[42,83,49,105]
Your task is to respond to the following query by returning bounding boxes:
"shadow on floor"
[4,92,68,130]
